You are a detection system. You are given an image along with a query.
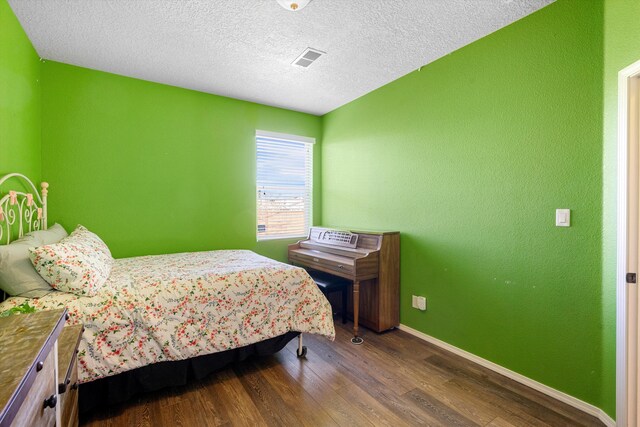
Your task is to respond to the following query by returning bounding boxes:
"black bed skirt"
[79,331,299,414]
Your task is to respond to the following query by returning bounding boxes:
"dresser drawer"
[60,356,78,427]
[10,350,57,427]
[57,324,83,427]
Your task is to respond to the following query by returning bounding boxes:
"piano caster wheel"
[297,346,307,358]
[351,336,364,345]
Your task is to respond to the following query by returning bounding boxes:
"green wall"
[0,0,41,181]
[322,0,605,408]
[601,0,640,418]
[41,61,322,261]
[3,0,631,416]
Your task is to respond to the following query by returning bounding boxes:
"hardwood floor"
[81,322,604,427]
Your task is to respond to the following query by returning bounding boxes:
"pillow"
[27,223,68,244]
[68,225,112,259]
[29,225,113,297]
[0,234,55,298]
[0,224,68,298]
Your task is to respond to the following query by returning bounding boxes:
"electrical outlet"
[412,295,427,311]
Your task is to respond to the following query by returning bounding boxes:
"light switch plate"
[556,209,570,227]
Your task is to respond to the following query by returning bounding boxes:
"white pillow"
[28,223,69,244]
[68,225,112,260]
[0,223,68,297]
[29,225,113,297]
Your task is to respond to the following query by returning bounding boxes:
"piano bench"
[307,270,349,324]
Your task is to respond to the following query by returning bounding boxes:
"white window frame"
[256,130,315,241]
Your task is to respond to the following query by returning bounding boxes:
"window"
[256,130,314,240]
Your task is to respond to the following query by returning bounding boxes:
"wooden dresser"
[57,325,83,427]
[289,227,400,341]
[0,309,82,427]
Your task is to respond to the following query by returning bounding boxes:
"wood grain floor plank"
[258,357,339,427]
[412,378,500,425]
[234,360,302,427]
[306,333,457,426]
[324,327,416,396]
[426,355,579,426]
[283,338,353,392]
[334,326,454,388]
[479,366,604,427]
[274,351,376,427]
[333,325,490,425]
[283,342,411,426]
[158,400,187,427]
[420,343,603,427]
[212,369,268,427]
[487,416,519,427]
[190,380,230,426]
[359,327,438,362]
[445,378,553,427]
[137,402,153,427]
[402,387,480,426]
[283,340,415,426]
[332,373,414,427]
[282,344,410,427]
[81,321,604,427]
[335,325,450,381]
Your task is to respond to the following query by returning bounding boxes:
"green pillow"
[0,224,68,297]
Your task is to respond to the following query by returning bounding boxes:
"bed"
[0,173,335,412]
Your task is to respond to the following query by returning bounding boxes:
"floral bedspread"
[0,250,335,382]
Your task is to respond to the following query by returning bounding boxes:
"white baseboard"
[398,324,616,427]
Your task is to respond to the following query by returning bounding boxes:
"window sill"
[257,234,307,242]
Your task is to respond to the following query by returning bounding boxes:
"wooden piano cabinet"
[346,233,400,332]
[289,229,400,336]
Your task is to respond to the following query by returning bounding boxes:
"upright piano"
[288,227,400,343]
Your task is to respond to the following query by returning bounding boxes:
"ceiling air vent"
[292,47,325,68]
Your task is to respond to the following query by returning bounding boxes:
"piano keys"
[289,227,400,343]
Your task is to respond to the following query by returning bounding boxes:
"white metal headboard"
[0,173,48,245]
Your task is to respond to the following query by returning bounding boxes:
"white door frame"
[617,58,640,427]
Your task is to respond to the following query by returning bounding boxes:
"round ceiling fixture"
[276,0,312,11]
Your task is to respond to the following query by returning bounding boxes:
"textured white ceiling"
[8,0,554,115]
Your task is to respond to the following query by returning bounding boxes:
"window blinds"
[256,132,313,240]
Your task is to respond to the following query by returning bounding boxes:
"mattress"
[0,250,335,382]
